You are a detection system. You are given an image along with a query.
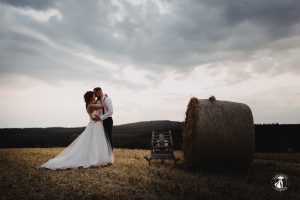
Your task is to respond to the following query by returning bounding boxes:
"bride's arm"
[89,103,104,111]
[89,98,106,111]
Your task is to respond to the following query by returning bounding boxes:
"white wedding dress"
[41,108,114,170]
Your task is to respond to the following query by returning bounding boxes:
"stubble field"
[1,148,300,200]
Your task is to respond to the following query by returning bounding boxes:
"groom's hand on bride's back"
[92,115,101,122]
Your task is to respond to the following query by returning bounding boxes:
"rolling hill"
[0,121,299,152]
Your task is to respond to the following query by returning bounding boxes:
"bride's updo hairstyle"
[84,91,94,108]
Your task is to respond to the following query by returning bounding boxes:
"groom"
[93,87,114,150]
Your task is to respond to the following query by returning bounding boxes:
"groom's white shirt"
[97,95,113,121]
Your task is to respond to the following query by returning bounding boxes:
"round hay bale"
[183,97,255,170]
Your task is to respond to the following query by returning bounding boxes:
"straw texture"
[183,97,255,170]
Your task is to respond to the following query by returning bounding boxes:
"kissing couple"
[41,87,114,170]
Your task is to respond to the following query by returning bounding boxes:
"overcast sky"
[0,0,300,128]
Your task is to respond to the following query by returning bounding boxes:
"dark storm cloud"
[0,0,56,10]
[223,0,300,27]
[1,0,300,85]
[208,0,300,47]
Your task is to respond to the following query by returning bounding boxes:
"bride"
[41,91,114,170]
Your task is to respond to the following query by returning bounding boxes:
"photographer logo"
[271,174,290,192]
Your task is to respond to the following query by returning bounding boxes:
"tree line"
[0,121,299,152]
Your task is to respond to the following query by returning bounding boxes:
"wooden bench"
[144,130,179,165]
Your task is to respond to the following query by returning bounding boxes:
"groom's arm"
[100,98,113,121]
[92,115,101,122]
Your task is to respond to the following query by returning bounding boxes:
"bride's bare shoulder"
[87,103,98,112]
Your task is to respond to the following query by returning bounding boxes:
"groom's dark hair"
[93,87,102,92]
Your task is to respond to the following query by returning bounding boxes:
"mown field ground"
[1,148,300,200]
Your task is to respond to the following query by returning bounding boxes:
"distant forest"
[0,121,299,153]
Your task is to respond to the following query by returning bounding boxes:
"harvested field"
[1,148,299,200]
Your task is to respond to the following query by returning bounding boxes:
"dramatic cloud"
[0,0,56,10]
[0,0,300,127]
[1,0,300,80]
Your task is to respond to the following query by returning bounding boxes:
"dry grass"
[1,148,300,200]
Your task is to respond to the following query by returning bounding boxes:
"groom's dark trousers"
[103,117,113,150]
